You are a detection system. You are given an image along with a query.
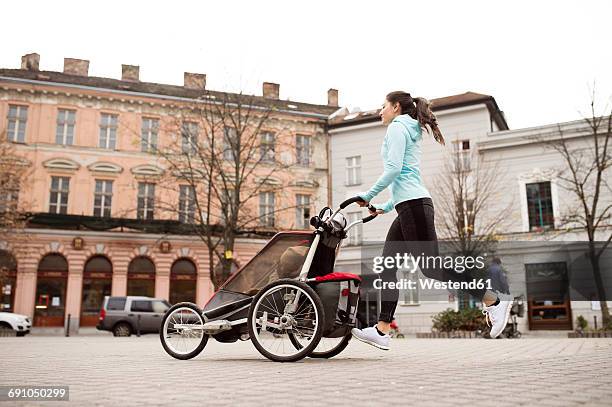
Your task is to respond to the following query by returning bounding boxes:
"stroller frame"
[160,197,376,362]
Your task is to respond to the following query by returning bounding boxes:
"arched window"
[0,250,18,312]
[169,258,196,304]
[81,256,112,327]
[35,253,68,327]
[127,256,155,297]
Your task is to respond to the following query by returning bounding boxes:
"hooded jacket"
[360,114,431,212]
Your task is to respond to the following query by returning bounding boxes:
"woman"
[351,91,512,350]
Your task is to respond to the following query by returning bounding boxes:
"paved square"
[1,335,611,406]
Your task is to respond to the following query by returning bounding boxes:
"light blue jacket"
[359,114,431,213]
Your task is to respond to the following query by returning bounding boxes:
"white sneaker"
[482,295,513,338]
[351,326,390,350]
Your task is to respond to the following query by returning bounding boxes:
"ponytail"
[386,91,445,146]
[413,97,445,146]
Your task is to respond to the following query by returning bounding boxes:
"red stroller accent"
[160,197,377,362]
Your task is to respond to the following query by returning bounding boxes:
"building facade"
[0,53,338,330]
[329,94,612,333]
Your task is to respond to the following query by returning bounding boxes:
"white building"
[329,93,612,333]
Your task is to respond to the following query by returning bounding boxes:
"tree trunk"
[588,242,611,327]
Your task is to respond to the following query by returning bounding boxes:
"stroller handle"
[336,196,378,228]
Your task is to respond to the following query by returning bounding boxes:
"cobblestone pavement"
[1,335,611,406]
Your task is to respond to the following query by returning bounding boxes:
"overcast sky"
[1,0,610,129]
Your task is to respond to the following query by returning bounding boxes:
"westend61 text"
[373,278,493,291]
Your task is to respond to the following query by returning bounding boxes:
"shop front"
[81,255,112,326]
[34,254,68,327]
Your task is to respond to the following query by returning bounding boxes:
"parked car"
[96,296,171,337]
[0,312,32,336]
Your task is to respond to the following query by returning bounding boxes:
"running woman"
[351,91,512,350]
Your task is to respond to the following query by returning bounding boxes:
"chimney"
[263,82,280,99]
[63,58,89,76]
[184,72,206,90]
[327,88,339,107]
[122,64,140,81]
[21,53,40,71]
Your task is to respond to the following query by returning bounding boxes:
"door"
[129,300,168,332]
[35,254,69,327]
[525,262,572,330]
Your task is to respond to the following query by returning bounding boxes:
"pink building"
[0,53,338,330]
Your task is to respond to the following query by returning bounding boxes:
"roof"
[328,91,509,130]
[0,68,338,118]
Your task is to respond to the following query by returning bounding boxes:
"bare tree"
[541,90,612,326]
[152,92,306,288]
[435,147,512,255]
[0,131,31,305]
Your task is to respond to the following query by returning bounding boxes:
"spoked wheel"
[248,279,324,362]
[289,332,352,359]
[160,302,208,360]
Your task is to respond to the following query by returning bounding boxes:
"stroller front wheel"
[160,302,208,360]
[248,279,324,362]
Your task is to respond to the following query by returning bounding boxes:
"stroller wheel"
[248,279,324,362]
[160,302,208,360]
[289,332,351,359]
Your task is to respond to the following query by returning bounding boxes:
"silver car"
[97,296,171,337]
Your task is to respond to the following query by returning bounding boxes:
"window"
[56,109,76,145]
[99,113,118,149]
[260,132,275,162]
[7,105,28,143]
[49,176,70,214]
[452,139,471,172]
[346,156,362,186]
[296,134,311,166]
[259,192,275,227]
[179,185,196,223]
[141,118,158,152]
[526,181,554,230]
[296,194,310,229]
[130,300,153,313]
[151,300,170,313]
[346,212,363,245]
[181,121,198,155]
[93,180,113,217]
[223,127,237,161]
[106,297,126,311]
[137,182,155,220]
[0,184,19,213]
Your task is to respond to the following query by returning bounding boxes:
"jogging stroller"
[159,197,376,362]
[501,295,525,339]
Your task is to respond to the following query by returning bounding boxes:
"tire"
[16,331,27,337]
[290,332,352,359]
[113,322,132,337]
[396,333,405,339]
[248,279,324,362]
[160,302,208,360]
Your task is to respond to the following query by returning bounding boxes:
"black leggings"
[378,197,487,322]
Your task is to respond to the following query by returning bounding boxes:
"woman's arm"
[359,121,406,203]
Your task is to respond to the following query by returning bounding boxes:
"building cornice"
[0,75,331,120]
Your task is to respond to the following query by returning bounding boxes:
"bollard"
[594,315,598,330]
[137,314,141,337]
[65,314,71,337]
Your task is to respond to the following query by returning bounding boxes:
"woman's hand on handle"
[369,207,385,215]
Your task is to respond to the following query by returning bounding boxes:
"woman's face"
[379,99,400,125]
